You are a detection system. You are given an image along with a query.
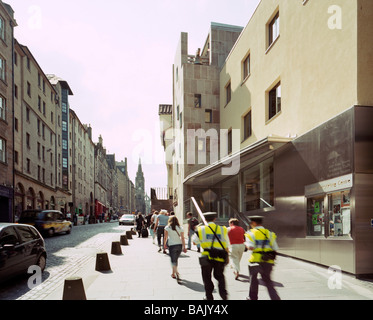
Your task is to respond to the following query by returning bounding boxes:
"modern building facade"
[170,22,244,219]
[163,0,373,276]
[0,1,16,222]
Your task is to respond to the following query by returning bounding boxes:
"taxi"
[18,210,72,237]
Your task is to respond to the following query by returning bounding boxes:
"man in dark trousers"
[245,216,281,300]
[192,212,230,300]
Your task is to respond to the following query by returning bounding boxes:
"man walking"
[186,212,200,252]
[245,216,281,300]
[192,212,230,300]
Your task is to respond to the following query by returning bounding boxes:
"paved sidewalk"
[41,228,373,301]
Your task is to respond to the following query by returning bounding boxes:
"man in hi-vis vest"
[193,212,230,300]
[245,216,281,300]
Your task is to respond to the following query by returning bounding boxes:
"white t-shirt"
[165,225,184,246]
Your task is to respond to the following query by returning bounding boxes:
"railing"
[151,187,173,200]
[184,196,250,229]
[187,55,209,65]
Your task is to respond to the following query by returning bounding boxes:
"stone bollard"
[95,252,111,272]
[111,241,122,255]
[120,235,129,246]
[126,231,133,240]
[62,277,87,300]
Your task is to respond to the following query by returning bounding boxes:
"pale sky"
[8,0,260,194]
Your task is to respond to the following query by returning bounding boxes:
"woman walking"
[164,216,187,281]
[228,218,246,280]
[154,209,169,253]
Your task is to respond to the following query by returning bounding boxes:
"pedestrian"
[192,212,230,300]
[227,218,246,280]
[136,212,145,237]
[153,209,169,253]
[245,216,280,300]
[164,216,187,281]
[186,212,200,252]
[149,211,159,244]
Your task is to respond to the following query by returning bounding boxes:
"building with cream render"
[163,0,373,277]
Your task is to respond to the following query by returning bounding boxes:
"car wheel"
[66,226,71,234]
[37,254,47,272]
[47,228,55,237]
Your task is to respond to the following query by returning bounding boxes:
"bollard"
[111,241,122,255]
[120,235,129,246]
[95,252,111,272]
[62,277,87,300]
[126,231,133,240]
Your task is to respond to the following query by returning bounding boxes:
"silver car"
[119,214,136,226]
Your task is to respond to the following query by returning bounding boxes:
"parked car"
[18,210,72,237]
[119,214,136,226]
[0,223,47,283]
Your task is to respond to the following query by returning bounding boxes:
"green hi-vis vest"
[245,228,277,264]
[197,223,228,263]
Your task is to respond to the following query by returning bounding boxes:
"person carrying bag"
[192,212,230,301]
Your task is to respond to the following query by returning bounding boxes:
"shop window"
[307,190,351,238]
[243,157,274,211]
[307,197,325,237]
[328,190,351,238]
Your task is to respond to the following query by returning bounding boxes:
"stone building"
[13,42,63,219]
[0,1,16,222]
[69,109,95,221]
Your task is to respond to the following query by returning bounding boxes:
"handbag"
[257,229,277,262]
[207,226,229,265]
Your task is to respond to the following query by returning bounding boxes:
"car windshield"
[121,215,134,219]
[19,211,42,223]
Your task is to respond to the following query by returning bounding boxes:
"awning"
[183,136,292,187]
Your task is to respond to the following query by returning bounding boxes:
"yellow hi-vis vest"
[197,223,228,263]
[245,228,277,264]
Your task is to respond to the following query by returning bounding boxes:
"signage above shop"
[305,174,353,197]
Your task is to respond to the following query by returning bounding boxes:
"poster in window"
[341,191,350,207]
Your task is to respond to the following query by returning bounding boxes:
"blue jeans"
[188,229,200,250]
[169,244,182,266]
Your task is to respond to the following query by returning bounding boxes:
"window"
[15,118,18,131]
[0,56,5,81]
[0,138,5,162]
[62,139,68,150]
[0,16,5,41]
[14,85,18,99]
[194,94,201,108]
[205,109,212,123]
[243,54,250,80]
[179,112,182,129]
[268,12,280,47]
[27,57,30,70]
[243,111,252,140]
[26,133,30,149]
[14,150,18,164]
[27,159,30,173]
[26,108,30,122]
[268,82,281,120]
[227,129,232,155]
[225,82,231,105]
[243,158,274,211]
[27,82,31,97]
[0,95,5,120]
[62,121,67,131]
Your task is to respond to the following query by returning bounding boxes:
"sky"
[7,0,261,194]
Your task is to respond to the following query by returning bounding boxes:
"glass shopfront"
[243,157,274,211]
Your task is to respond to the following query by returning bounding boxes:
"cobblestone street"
[0,221,127,300]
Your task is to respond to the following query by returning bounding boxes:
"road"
[0,221,131,300]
